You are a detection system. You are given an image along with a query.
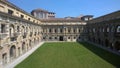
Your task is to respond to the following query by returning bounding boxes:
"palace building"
[0,0,120,68]
[83,10,120,51]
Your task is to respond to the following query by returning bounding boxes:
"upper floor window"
[103,28,104,32]
[116,26,120,32]
[79,29,81,33]
[54,29,57,33]
[73,29,76,33]
[8,9,13,15]
[28,18,31,21]
[68,29,71,33]
[93,28,95,33]
[21,15,24,18]
[17,26,20,32]
[60,29,63,33]
[107,27,109,32]
[1,24,6,33]
[49,29,52,33]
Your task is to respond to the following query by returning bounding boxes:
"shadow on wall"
[77,41,120,68]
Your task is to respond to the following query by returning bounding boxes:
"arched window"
[116,26,120,32]
[10,46,16,58]
[49,29,52,33]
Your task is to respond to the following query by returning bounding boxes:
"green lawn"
[15,42,120,68]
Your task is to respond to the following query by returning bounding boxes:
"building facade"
[83,10,120,52]
[0,0,120,68]
[0,0,42,68]
[40,18,86,42]
[31,9,55,19]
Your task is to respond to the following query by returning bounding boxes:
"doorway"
[59,36,64,41]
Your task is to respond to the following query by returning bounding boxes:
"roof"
[40,18,82,22]
[31,8,49,13]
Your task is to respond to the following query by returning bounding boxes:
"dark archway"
[22,42,26,53]
[59,36,64,41]
[105,39,109,47]
[2,53,7,65]
[98,38,101,45]
[114,41,120,51]
[10,45,16,61]
[29,40,32,48]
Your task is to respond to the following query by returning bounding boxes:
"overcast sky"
[9,0,120,18]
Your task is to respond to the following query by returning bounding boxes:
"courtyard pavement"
[4,41,44,68]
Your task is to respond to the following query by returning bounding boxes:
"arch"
[21,26,25,33]
[22,42,26,53]
[114,41,120,51]
[29,40,32,48]
[9,24,15,37]
[18,47,21,56]
[2,53,7,65]
[9,45,16,60]
[105,39,109,47]
[98,38,101,44]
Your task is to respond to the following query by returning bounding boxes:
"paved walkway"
[4,42,44,68]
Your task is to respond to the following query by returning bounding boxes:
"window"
[55,37,57,39]
[60,29,63,33]
[68,37,70,39]
[68,29,71,33]
[1,24,6,33]
[117,26,120,32]
[79,29,81,33]
[107,27,109,32]
[111,26,114,32]
[93,28,95,33]
[8,9,13,15]
[17,26,20,32]
[74,37,76,39]
[43,37,46,39]
[21,15,24,18]
[55,29,57,33]
[73,29,76,33]
[103,28,104,32]
[49,29,52,33]
[28,18,31,20]
[49,37,52,39]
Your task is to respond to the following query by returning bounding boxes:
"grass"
[15,42,120,68]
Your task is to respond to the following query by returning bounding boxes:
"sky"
[8,0,120,18]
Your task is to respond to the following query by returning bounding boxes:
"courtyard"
[15,42,120,68]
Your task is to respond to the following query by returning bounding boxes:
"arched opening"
[18,47,21,56]
[22,42,26,53]
[109,43,113,49]
[29,40,32,48]
[92,37,95,43]
[59,36,63,41]
[2,53,7,65]
[114,41,120,51]
[98,38,101,44]
[9,24,14,37]
[105,39,109,47]
[10,45,16,61]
